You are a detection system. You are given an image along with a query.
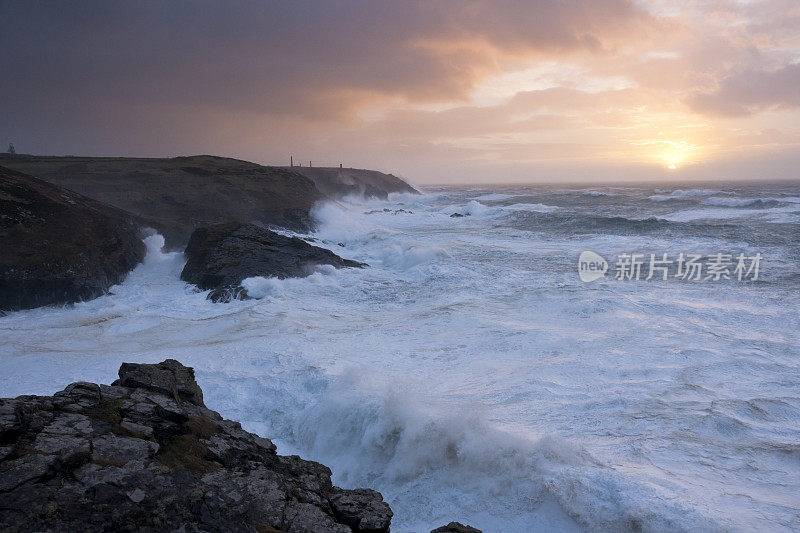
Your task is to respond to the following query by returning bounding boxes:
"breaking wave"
[649,189,725,201]
[1,183,798,531]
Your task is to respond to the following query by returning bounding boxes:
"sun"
[630,138,700,170]
[660,140,697,170]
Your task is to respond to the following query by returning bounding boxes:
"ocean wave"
[661,208,747,222]
[509,211,678,235]
[241,266,344,299]
[649,189,725,201]
[471,192,522,201]
[311,202,377,245]
[290,373,719,531]
[701,197,777,207]
[2,185,798,532]
[764,212,800,223]
[448,200,559,217]
[380,244,450,270]
[582,190,619,197]
[503,203,559,213]
[446,200,504,218]
[663,205,800,222]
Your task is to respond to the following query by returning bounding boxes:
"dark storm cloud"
[0,0,657,120]
[3,0,799,183]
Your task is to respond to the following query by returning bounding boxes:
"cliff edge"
[0,359,392,532]
[0,154,323,247]
[0,165,145,312]
[288,166,418,200]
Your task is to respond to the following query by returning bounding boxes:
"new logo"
[578,251,608,282]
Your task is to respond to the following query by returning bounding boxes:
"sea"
[1,182,799,532]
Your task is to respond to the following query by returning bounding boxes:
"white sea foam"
[1,186,798,532]
[460,200,501,217]
[649,189,725,201]
[504,202,559,213]
[582,189,617,197]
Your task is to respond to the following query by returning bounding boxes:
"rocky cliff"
[0,165,145,312]
[0,155,419,248]
[288,167,418,200]
[0,360,393,532]
[0,154,324,248]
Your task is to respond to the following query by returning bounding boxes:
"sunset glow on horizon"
[2,1,799,183]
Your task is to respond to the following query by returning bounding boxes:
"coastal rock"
[0,154,325,247]
[0,155,419,248]
[430,522,483,533]
[0,360,392,532]
[0,165,145,312]
[180,222,365,301]
[290,166,419,200]
[114,359,205,406]
[329,488,393,532]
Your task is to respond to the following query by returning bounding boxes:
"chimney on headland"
[309,160,312,168]
[290,155,293,167]
[340,163,342,169]
[7,143,15,155]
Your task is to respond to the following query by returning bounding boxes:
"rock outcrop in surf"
[180,222,365,301]
[0,165,145,312]
[0,359,393,532]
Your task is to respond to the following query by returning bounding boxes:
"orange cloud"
[1,1,799,182]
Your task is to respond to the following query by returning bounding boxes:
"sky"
[1,1,799,184]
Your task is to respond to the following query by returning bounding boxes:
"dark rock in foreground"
[180,222,365,301]
[0,165,145,312]
[430,521,482,533]
[0,359,392,532]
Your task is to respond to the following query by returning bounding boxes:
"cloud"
[0,0,662,120]
[1,1,800,182]
[687,63,800,117]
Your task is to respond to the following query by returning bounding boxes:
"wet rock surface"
[0,165,145,312]
[0,359,392,532]
[180,222,365,301]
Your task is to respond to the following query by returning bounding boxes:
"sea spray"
[1,183,798,531]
